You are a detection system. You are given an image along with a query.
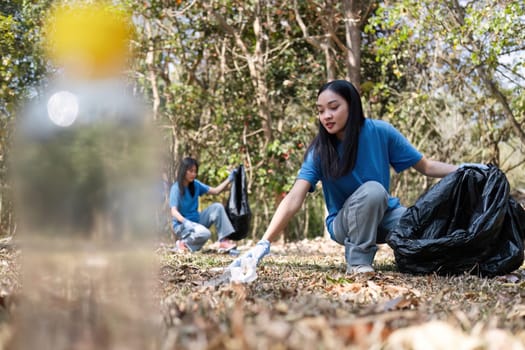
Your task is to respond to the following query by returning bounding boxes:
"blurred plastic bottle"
[9,2,162,349]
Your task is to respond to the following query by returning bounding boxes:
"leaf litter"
[0,236,524,349]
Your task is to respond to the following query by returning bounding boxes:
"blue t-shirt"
[297,119,422,237]
[169,179,210,228]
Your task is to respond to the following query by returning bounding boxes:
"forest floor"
[0,236,524,349]
[157,238,525,350]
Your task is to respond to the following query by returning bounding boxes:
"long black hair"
[177,157,199,197]
[306,80,365,179]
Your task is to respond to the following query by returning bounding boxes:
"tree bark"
[145,21,160,121]
[342,0,363,91]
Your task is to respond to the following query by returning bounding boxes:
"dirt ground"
[0,237,524,349]
[158,238,525,350]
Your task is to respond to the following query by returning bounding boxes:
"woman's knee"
[359,181,388,207]
[208,202,228,220]
[195,225,212,241]
[209,202,225,212]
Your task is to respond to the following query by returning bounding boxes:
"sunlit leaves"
[364,0,525,201]
[155,240,525,349]
[0,1,48,116]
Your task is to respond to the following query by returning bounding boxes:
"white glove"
[459,163,489,170]
[228,239,270,284]
[229,239,270,268]
[228,168,238,182]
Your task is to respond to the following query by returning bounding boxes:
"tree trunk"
[253,1,273,143]
[342,0,363,91]
[145,21,160,121]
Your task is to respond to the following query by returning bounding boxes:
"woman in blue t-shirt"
[169,157,237,252]
[232,80,460,275]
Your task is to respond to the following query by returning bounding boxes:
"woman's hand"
[228,168,238,182]
[182,219,197,231]
[229,239,270,268]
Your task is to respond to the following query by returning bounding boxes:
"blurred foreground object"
[43,0,133,79]
[10,1,162,349]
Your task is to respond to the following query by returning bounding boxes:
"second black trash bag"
[225,164,252,240]
[387,164,525,277]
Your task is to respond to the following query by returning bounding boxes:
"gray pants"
[174,202,235,251]
[332,181,405,267]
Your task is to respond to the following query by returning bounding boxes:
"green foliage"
[0,0,51,235]
[127,0,328,240]
[0,0,50,114]
[127,0,525,238]
[365,0,525,202]
[2,0,524,239]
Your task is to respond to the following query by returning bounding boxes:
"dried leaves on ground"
[158,238,525,350]
[0,236,524,349]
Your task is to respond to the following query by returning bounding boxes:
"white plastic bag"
[229,256,257,283]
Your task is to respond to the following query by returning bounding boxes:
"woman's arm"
[207,177,232,195]
[228,179,311,269]
[412,156,458,178]
[261,179,311,242]
[171,206,185,223]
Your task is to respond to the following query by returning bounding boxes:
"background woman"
[170,157,237,252]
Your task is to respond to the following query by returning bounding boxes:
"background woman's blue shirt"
[169,179,210,227]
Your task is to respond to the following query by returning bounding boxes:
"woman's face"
[316,89,349,140]
[184,165,197,184]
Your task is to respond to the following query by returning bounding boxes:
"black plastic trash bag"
[225,164,252,240]
[387,164,525,277]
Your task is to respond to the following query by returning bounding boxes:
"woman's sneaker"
[171,240,190,253]
[218,239,237,253]
[346,264,375,275]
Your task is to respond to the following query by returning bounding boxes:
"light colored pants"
[174,202,235,251]
[332,181,405,267]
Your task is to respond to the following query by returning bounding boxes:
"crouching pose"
[170,157,237,252]
[232,80,458,274]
